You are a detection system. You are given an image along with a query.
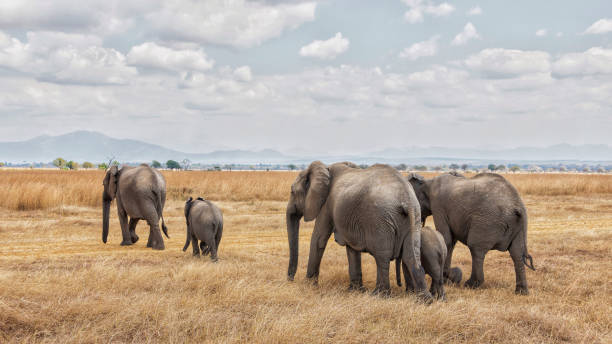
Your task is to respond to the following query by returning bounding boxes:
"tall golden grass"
[0,170,611,342]
[0,169,611,211]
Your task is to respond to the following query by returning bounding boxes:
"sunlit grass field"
[1,170,611,343]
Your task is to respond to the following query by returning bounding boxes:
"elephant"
[102,164,169,250]
[183,196,223,262]
[396,226,452,300]
[408,172,535,295]
[286,161,432,300]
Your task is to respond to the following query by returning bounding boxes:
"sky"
[0,0,611,155]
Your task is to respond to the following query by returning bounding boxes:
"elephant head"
[408,173,431,225]
[286,161,331,281]
[102,165,119,243]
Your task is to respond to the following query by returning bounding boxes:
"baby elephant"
[398,226,460,300]
[183,197,223,262]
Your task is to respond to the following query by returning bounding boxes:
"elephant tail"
[153,189,169,239]
[183,197,194,251]
[395,257,402,287]
[515,208,535,271]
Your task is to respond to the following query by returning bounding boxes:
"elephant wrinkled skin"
[183,197,223,262]
[408,172,534,295]
[286,161,432,300]
[102,164,169,250]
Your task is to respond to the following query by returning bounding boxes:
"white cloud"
[299,32,350,60]
[535,29,548,37]
[233,66,253,82]
[402,1,454,23]
[584,18,612,35]
[467,6,482,16]
[552,47,612,77]
[399,36,439,60]
[127,42,214,72]
[148,0,317,48]
[0,31,136,85]
[464,48,551,77]
[451,22,480,46]
[0,1,317,49]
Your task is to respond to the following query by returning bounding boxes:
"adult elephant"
[286,161,431,300]
[408,172,535,294]
[102,164,169,250]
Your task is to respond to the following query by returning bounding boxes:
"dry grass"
[0,170,611,343]
[1,170,611,211]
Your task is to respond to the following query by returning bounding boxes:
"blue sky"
[0,0,611,154]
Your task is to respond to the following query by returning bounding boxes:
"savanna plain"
[0,170,611,343]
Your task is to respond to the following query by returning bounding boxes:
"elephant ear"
[303,161,331,222]
[408,172,425,183]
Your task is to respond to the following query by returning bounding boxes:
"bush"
[166,160,181,170]
[53,158,66,169]
[82,162,94,169]
[151,160,161,168]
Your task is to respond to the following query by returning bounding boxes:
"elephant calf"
[183,197,223,262]
[397,226,457,300]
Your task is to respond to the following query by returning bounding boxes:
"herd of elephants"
[102,161,535,302]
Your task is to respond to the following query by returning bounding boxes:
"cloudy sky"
[1,0,611,155]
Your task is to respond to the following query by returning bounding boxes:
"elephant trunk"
[102,193,111,243]
[286,201,302,281]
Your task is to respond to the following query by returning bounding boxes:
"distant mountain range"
[0,131,610,164]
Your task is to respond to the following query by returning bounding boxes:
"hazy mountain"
[0,131,610,164]
[0,131,290,164]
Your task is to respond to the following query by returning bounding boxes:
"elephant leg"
[146,220,165,250]
[444,240,462,284]
[429,263,446,301]
[465,247,487,289]
[128,218,139,244]
[372,255,391,297]
[305,209,332,284]
[203,227,218,262]
[214,223,223,254]
[346,246,364,291]
[192,232,200,257]
[402,260,416,292]
[117,207,132,246]
[509,238,529,295]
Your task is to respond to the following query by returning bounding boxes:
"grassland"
[0,170,611,343]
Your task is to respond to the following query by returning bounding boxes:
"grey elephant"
[286,161,432,300]
[408,172,535,295]
[102,164,169,250]
[183,197,223,262]
[396,226,452,300]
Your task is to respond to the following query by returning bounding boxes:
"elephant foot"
[210,257,219,263]
[151,243,165,250]
[192,253,201,257]
[131,235,139,244]
[347,283,366,292]
[120,240,134,246]
[415,290,434,304]
[305,275,319,286]
[515,285,529,295]
[371,287,391,298]
[446,267,463,285]
[287,274,295,282]
[464,278,483,289]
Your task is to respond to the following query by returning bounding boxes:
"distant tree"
[510,166,521,173]
[395,163,408,171]
[433,166,442,171]
[82,161,94,169]
[496,164,506,171]
[98,162,108,170]
[558,166,567,172]
[461,164,468,171]
[413,165,427,171]
[449,163,459,170]
[213,165,221,171]
[0,162,4,167]
[181,159,192,170]
[166,160,181,170]
[53,157,67,169]
[223,164,233,171]
[66,161,79,170]
[151,160,161,168]
[359,164,369,169]
[597,167,605,173]
[288,164,296,170]
[487,164,496,171]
